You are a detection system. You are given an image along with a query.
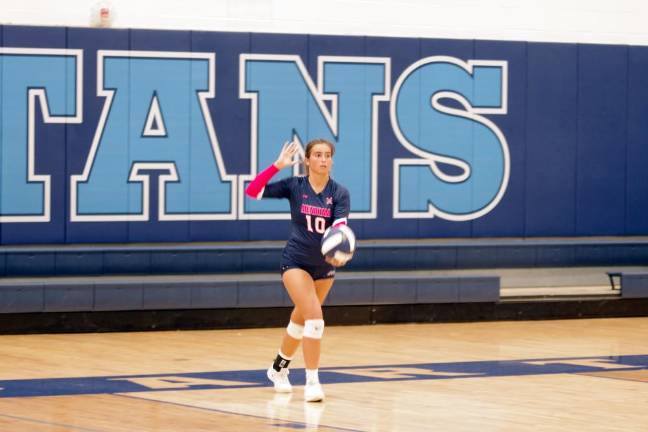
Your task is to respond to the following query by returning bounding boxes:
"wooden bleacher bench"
[0,272,500,314]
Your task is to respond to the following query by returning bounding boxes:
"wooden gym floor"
[0,317,647,431]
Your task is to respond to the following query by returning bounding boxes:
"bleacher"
[1,237,648,333]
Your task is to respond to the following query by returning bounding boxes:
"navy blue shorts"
[280,255,336,280]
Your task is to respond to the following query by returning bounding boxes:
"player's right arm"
[245,141,300,199]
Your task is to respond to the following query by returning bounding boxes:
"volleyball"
[320,225,356,263]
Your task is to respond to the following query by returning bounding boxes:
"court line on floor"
[1,354,647,398]
[576,370,648,384]
[0,412,106,432]
[114,392,366,432]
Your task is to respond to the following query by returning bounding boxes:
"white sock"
[305,368,319,384]
[278,349,294,360]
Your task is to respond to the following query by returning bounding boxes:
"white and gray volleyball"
[320,225,356,264]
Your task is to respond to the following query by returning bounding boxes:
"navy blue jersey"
[263,176,350,266]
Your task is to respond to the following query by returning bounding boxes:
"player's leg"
[274,260,308,362]
[277,279,332,359]
[268,267,319,394]
[267,310,302,393]
[298,277,334,401]
[314,277,334,305]
[282,268,328,401]
[276,308,305,360]
[282,268,322,369]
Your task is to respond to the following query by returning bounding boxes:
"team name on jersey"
[301,204,331,218]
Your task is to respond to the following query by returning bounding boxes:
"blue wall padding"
[472,40,527,237]
[64,27,131,244]
[0,25,647,244]
[575,44,627,235]
[626,47,648,235]
[1,25,68,245]
[524,43,579,237]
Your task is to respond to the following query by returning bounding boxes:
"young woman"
[245,138,350,402]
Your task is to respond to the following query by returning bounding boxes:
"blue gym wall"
[1,25,647,245]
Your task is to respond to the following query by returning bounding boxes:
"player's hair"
[303,139,335,176]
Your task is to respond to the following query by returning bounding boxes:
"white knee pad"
[286,321,304,340]
[303,319,325,339]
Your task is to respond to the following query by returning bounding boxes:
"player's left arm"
[325,186,351,268]
[332,186,350,227]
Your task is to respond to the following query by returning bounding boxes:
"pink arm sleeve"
[244,163,279,199]
[332,217,347,227]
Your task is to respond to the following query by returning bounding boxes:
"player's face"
[307,143,333,176]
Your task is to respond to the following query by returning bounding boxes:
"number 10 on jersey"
[305,215,326,234]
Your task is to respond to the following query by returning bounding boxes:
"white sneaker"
[267,367,292,393]
[304,381,325,402]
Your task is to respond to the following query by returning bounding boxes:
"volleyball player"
[245,138,350,402]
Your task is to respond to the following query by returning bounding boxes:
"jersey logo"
[326,197,333,205]
[301,204,331,218]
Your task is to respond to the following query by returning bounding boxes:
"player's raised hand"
[274,140,301,170]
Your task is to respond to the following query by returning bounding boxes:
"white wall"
[1,0,647,45]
